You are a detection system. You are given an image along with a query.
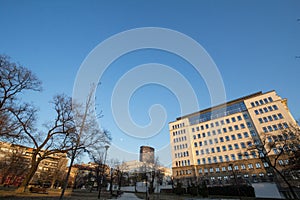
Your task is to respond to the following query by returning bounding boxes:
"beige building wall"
[169,91,298,183]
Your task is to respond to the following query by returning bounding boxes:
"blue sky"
[0,0,299,166]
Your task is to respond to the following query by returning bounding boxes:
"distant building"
[139,146,155,164]
[0,141,68,187]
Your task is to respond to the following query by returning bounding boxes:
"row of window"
[175,159,190,167]
[174,143,188,151]
[173,135,187,143]
[258,113,284,123]
[172,123,185,130]
[254,104,278,115]
[250,96,273,107]
[192,122,254,141]
[174,151,189,158]
[191,114,249,133]
[172,129,186,136]
[193,131,256,147]
[262,122,289,133]
[195,143,258,156]
[196,151,264,165]
[198,162,267,174]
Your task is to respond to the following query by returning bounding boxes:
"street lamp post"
[98,144,109,199]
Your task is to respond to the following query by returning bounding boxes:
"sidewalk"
[110,192,140,200]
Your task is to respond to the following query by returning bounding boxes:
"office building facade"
[169,91,298,187]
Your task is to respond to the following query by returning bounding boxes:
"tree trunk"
[15,160,39,193]
[273,166,297,199]
[59,150,76,200]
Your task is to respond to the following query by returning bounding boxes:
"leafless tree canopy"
[0,55,42,140]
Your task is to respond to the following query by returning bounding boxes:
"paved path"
[109,192,140,200]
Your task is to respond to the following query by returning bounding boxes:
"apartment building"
[0,141,68,187]
[169,91,298,187]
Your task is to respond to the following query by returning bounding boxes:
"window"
[212,130,216,135]
[208,157,212,164]
[255,163,261,168]
[222,166,226,171]
[198,168,202,173]
[278,113,283,119]
[263,117,268,122]
[192,128,195,132]
[206,149,210,154]
[259,108,263,114]
[216,147,221,152]
[263,127,268,133]
[248,164,253,169]
[205,124,209,129]
[258,118,263,123]
[200,125,204,130]
[231,154,236,161]
[207,132,211,136]
[199,141,202,146]
[197,134,201,138]
[202,158,206,164]
[234,165,239,170]
[228,145,233,150]
[237,115,242,121]
[268,97,273,102]
[273,114,278,120]
[223,128,227,133]
[219,137,224,142]
[240,123,246,129]
[211,148,215,153]
[231,135,236,140]
[254,110,259,115]
[241,164,246,169]
[204,168,208,173]
[251,102,255,107]
[222,146,227,151]
[213,156,217,163]
[226,119,230,124]
[263,107,269,113]
[214,138,218,143]
[243,132,249,138]
[243,113,249,119]
[234,143,239,149]
[267,126,273,132]
[255,101,259,106]
[225,155,229,161]
[210,168,214,172]
[220,120,225,125]
[268,106,273,111]
[237,133,242,139]
[273,105,278,110]
[216,167,220,172]
[231,117,236,122]
[196,150,199,156]
[272,124,278,131]
[246,122,252,128]
[238,153,243,160]
[209,139,213,145]
[202,132,206,137]
[210,123,214,128]
[251,151,257,158]
[250,130,256,136]
[217,129,221,134]
[234,125,239,130]
[228,165,232,170]
[263,162,269,167]
[204,140,207,145]
[268,116,273,121]
[215,121,219,126]
[225,136,230,141]
[194,142,198,147]
[241,142,246,148]
[228,126,233,132]
[219,156,223,162]
[259,99,264,105]
[193,135,196,140]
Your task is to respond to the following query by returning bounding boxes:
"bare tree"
[248,124,300,199]
[0,55,42,140]
[59,86,110,200]
[14,94,75,193]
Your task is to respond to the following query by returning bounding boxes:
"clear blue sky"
[1,0,299,166]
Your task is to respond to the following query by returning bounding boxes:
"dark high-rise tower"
[139,146,155,164]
